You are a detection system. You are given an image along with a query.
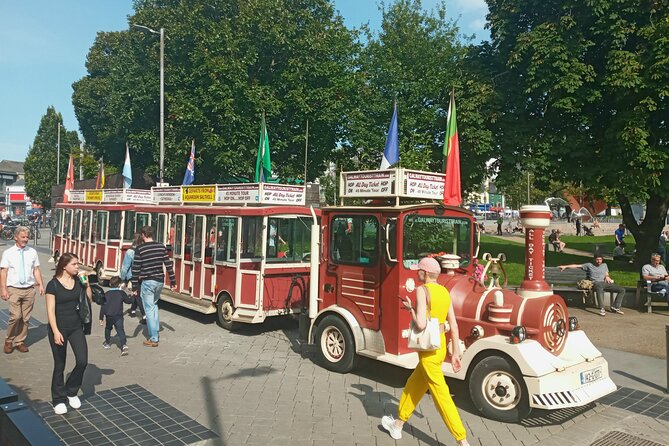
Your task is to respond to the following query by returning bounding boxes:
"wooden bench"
[544,267,590,305]
[635,280,668,314]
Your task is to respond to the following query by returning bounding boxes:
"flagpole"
[303,120,309,185]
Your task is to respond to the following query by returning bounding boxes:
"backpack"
[91,284,106,306]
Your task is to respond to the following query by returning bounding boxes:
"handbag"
[407,286,441,351]
[77,285,91,325]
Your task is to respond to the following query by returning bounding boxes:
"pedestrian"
[1,226,44,354]
[45,253,92,415]
[657,231,667,265]
[120,233,145,322]
[131,226,177,347]
[641,253,669,302]
[100,276,134,356]
[575,218,582,236]
[381,257,470,446]
[614,224,626,251]
[496,215,503,235]
[559,253,626,316]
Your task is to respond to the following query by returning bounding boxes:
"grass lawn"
[479,235,639,287]
[559,235,636,255]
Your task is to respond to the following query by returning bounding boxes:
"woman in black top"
[45,253,92,415]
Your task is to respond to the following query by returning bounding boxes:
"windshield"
[402,215,472,268]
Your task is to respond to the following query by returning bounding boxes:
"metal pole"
[56,123,61,183]
[527,171,530,203]
[79,141,85,180]
[666,324,669,393]
[303,120,309,184]
[159,27,165,184]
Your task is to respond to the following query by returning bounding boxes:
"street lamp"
[132,24,166,184]
[56,121,61,183]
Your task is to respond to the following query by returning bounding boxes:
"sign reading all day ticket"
[403,171,445,199]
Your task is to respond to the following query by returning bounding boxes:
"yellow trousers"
[398,347,467,442]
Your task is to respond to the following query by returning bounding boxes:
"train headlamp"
[568,316,579,331]
[510,326,527,344]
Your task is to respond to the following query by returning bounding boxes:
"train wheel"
[216,294,238,331]
[469,355,531,422]
[315,315,356,373]
[53,251,60,264]
[95,262,107,286]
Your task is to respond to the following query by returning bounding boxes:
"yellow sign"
[182,186,215,202]
[85,190,103,202]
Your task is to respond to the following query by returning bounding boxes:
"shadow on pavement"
[613,369,666,393]
[80,363,115,397]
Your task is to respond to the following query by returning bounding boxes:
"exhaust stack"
[518,205,552,298]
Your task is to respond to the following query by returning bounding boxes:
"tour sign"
[340,168,446,201]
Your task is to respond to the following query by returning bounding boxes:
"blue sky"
[0,0,488,163]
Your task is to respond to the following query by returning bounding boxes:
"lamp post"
[132,24,165,184]
[56,122,61,183]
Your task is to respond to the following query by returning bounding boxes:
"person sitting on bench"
[641,253,669,302]
[548,229,566,252]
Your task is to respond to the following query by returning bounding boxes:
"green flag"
[255,113,271,182]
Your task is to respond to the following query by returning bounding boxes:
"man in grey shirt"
[560,253,626,316]
[641,253,669,302]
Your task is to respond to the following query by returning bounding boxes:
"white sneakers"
[67,395,82,409]
[381,415,402,440]
[54,403,67,415]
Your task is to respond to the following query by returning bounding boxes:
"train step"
[160,290,216,314]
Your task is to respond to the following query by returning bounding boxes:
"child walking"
[100,276,134,356]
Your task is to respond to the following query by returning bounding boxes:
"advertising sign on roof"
[68,190,85,202]
[103,189,124,202]
[342,170,394,197]
[182,186,216,203]
[216,184,260,204]
[123,189,153,203]
[8,193,25,202]
[403,171,445,199]
[85,190,103,202]
[262,184,305,205]
[152,187,182,203]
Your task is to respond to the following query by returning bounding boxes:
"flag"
[95,158,105,189]
[443,89,461,206]
[122,143,132,189]
[255,113,272,182]
[182,139,196,186]
[380,101,399,169]
[63,155,75,203]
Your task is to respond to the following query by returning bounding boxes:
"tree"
[73,0,359,184]
[24,107,81,209]
[485,0,669,265]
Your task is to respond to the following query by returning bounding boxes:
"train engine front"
[437,205,616,422]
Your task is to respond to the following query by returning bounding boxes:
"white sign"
[343,171,394,197]
[103,189,124,203]
[69,190,85,202]
[403,171,445,199]
[152,187,182,203]
[262,184,305,205]
[216,184,260,204]
[124,189,153,203]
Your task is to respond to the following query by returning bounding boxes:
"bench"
[544,267,615,308]
[635,280,668,314]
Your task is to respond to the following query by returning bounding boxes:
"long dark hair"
[54,253,79,279]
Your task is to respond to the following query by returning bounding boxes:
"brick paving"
[0,247,668,445]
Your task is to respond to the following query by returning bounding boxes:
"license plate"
[580,366,603,384]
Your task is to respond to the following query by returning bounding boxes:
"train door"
[94,210,108,271]
[80,210,91,266]
[173,214,186,292]
[327,214,382,330]
[236,216,263,311]
[106,211,123,272]
[214,216,238,300]
[187,214,206,298]
[89,211,98,267]
[71,209,81,256]
[63,209,72,255]
[199,216,216,299]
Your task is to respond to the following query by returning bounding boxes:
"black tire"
[53,251,60,264]
[314,315,356,373]
[95,262,108,287]
[216,294,239,331]
[468,355,531,422]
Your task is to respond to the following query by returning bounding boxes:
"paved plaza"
[1,245,668,445]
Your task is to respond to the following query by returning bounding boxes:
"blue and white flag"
[182,139,195,185]
[122,143,132,189]
[380,101,399,169]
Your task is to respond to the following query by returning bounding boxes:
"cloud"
[454,0,488,14]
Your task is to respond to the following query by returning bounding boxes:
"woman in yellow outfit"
[381,257,470,445]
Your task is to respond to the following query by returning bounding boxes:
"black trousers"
[129,294,145,316]
[104,315,127,346]
[48,326,88,405]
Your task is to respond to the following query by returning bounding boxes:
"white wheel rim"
[220,301,233,322]
[321,326,345,362]
[480,371,521,411]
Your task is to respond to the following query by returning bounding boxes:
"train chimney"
[518,205,552,298]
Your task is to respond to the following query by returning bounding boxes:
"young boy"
[100,276,134,356]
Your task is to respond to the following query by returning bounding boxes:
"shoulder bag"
[77,284,92,328]
[407,285,441,351]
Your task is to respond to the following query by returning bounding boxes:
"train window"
[204,216,216,265]
[123,211,135,241]
[96,211,108,242]
[330,216,378,265]
[192,216,204,261]
[155,214,167,245]
[266,217,312,263]
[91,211,98,242]
[108,211,122,239]
[72,210,81,239]
[241,217,262,259]
[63,210,72,237]
[402,215,472,268]
[184,214,195,261]
[215,217,237,263]
[81,211,90,242]
[53,209,63,235]
[174,215,184,257]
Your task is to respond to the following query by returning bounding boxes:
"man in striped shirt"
[131,226,177,347]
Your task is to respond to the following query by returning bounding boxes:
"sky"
[0,0,488,163]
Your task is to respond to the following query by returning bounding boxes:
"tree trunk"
[618,193,669,271]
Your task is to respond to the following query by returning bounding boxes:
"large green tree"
[485,0,669,265]
[73,0,359,184]
[24,107,83,208]
[341,0,494,194]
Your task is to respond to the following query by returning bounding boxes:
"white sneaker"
[67,395,81,409]
[54,403,67,415]
[381,415,402,440]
